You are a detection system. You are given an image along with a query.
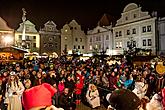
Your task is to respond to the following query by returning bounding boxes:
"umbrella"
[108,89,141,110]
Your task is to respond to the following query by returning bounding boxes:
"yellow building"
[15,20,40,53]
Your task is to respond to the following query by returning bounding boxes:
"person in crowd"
[58,79,65,95]
[5,71,25,110]
[34,72,45,86]
[109,72,118,91]
[59,88,75,110]
[65,76,75,94]
[86,84,100,109]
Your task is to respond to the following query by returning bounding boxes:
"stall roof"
[0,46,28,53]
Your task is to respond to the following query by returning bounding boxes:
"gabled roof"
[44,21,57,27]
[0,17,13,31]
[97,14,116,27]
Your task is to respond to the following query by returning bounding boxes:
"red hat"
[22,83,57,110]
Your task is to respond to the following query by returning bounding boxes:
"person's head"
[111,72,115,76]
[24,79,31,89]
[32,70,37,75]
[90,84,97,91]
[67,76,71,81]
[37,72,42,79]
[64,88,69,95]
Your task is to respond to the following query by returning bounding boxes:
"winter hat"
[22,83,57,110]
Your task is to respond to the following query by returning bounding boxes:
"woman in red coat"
[74,70,84,105]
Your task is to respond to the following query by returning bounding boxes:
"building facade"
[15,20,40,52]
[0,17,14,47]
[113,3,157,55]
[87,26,113,55]
[158,17,165,55]
[39,21,61,56]
[61,20,86,55]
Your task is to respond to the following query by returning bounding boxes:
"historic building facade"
[61,20,86,55]
[15,20,40,52]
[87,14,114,55]
[39,21,61,56]
[112,3,157,55]
[158,17,165,55]
[87,26,113,55]
[0,17,14,47]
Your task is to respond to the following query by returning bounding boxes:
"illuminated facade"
[113,3,157,55]
[15,20,40,52]
[0,17,14,47]
[61,20,86,55]
[39,21,61,56]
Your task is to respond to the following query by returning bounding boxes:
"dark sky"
[0,0,165,31]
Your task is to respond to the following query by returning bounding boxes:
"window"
[90,45,92,50]
[82,46,84,49]
[78,45,80,49]
[98,29,100,33]
[116,42,119,48]
[74,27,77,30]
[33,43,36,48]
[33,36,36,39]
[49,43,53,47]
[132,28,136,34]
[119,31,122,36]
[74,45,76,49]
[65,37,67,40]
[70,27,73,30]
[147,25,151,32]
[142,26,146,33]
[65,45,67,50]
[106,35,109,40]
[143,40,146,46]
[90,37,92,42]
[65,29,68,32]
[115,32,118,37]
[127,41,130,47]
[80,38,82,42]
[125,16,128,20]
[133,14,137,18]
[98,36,101,41]
[119,42,122,48]
[19,35,22,39]
[25,36,30,40]
[44,43,47,47]
[148,39,152,46]
[95,45,98,49]
[96,36,98,41]
[133,41,136,47]
[127,30,130,35]
[75,38,78,42]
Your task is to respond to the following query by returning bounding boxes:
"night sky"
[0,0,165,31]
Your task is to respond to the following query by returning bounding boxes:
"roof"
[123,3,138,12]
[0,17,13,31]
[97,13,117,27]
[0,46,28,53]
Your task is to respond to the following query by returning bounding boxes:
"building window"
[119,31,122,36]
[74,27,77,30]
[98,29,100,33]
[33,43,36,48]
[65,45,67,50]
[70,27,73,30]
[90,37,92,42]
[98,36,101,41]
[125,16,128,20]
[142,26,146,33]
[78,45,80,49]
[25,36,30,40]
[127,41,130,47]
[75,38,78,42]
[143,40,146,46]
[74,45,76,49]
[106,35,109,40]
[65,37,67,40]
[82,46,84,49]
[33,36,36,39]
[133,14,137,18]
[119,42,122,48]
[116,42,119,48]
[95,45,98,49]
[133,41,136,47]
[127,30,130,35]
[49,43,53,47]
[44,43,47,47]
[65,29,68,32]
[80,38,82,42]
[89,45,92,50]
[19,35,22,40]
[96,36,98,41]
[115,32,118,37]
[147,25,151,32]
[148,39,152,46]
[132,28,136,34]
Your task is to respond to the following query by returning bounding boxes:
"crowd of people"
[0,56,164,110]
